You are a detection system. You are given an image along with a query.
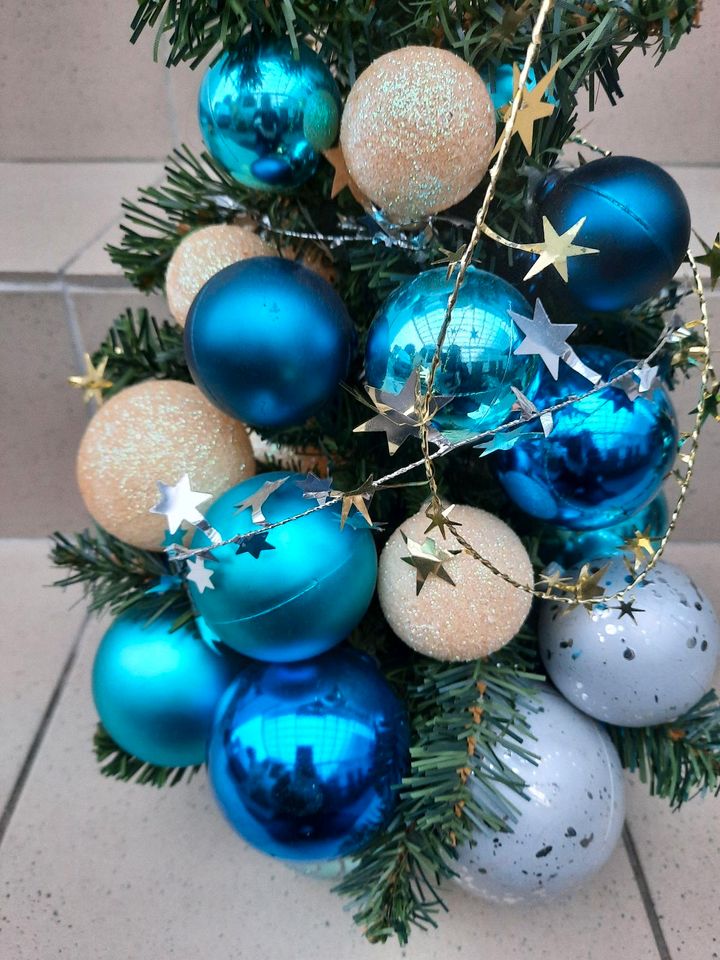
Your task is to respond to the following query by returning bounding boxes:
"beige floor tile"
[0,606,660,960]
[0,5,172,161]
[1,163,162,278]
[70,288,171,356]
[0,292,91,535]
[0,540,85,809]
[575,6,720,166]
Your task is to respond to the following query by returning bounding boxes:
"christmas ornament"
[536,494,668,568]
[76,380,255,551]
[536,156,691,311]
[493,345,677,530]
[92,611,240,767]
[198,37,340,190]
[187,472,377,661]
[340,46,495,223]
[455,687,625,903]
[539,557,720,727]
[165,224,276,326]
[207,646,409,860]
[364,267,538,443]
[185,257,354,428]
[378,505,533,661]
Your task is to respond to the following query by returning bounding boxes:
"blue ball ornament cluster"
[208,647,409,861]
[493,346,677,530]
[188,472,378,662]
[92,610,240,767]
[185,257,354,428]
[199,37,340,190]
[364,266,539,442]
[536,156,691,312]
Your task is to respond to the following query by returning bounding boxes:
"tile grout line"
[0,612,91,849]
[622,823,674,960]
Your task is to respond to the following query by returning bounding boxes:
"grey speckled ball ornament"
[539,557,720,727]
[455,688,625,903]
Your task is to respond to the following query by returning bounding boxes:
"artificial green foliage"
[94,723,202,786]
[50,526,192,625]
[607,690,720,809]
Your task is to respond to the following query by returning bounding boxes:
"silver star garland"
[234,476,289,525]
[149,474,222,545]
[509,300,601,384]
[354,369,451,455]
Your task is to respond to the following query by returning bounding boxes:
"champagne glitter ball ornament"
[166,224,276,326]
[378,505,533,661]
[185,257,354,428]
[207,647,409,860]
[198,37,341,191]
[76,380,255,551]
[92,610,241,767]
[340,46,495,223]
[364,267,538,443]
[493,346,677,530]
[188,472,378,662]
[536,156,691,311]
[455,688,625,903]
[539,557,720,727]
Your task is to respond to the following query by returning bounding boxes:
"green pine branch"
[607,690,720,809]
[89,307,189,396]
[94,723,202,786]
[50,526,192,623]
[335,640,543,943]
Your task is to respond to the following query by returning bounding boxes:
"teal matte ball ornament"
[188,472,378,662]
[364,267,539,443]
[198,37,340,190]
[92,611,241,767]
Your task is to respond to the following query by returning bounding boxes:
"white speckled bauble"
[76,380,255,551]
[539,557,720,727]
[165,224,276,326]
[340,47,495,223]
[377,506,533,661]
[455,687,625,903]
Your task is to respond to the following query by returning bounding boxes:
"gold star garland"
[67,353,113,404]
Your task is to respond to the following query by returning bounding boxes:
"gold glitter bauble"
[76,380,255,551]
[378,506,533,661]
[165,224,276,326]
[340,46,496,223]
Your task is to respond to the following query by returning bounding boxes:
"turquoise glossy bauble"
[364,267,538,443]
[208,647,409,860]
[92,611,240,767]
[198,37,340,190]
[189,472,378,662]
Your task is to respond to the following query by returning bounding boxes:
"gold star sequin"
[572,562,610,604]
[401,533,462,595]
[623,527,656,569]
[424,503,461,538]
[323,146,369,206]
[496,62,560,155]
[334,476,375,530]
[67,353,113,404]
[696,232,720,290]
[523,216,599,283]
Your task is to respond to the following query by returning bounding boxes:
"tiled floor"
[1,149,720,957]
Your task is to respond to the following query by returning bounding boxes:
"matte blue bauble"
[185,257,354,428]
[536,494,668,568]
[364,267,538,442]
[92,611,240,767]
[188,472,378,661]
[494,346,677,530]
[537,156,691,311]
[198,37,340,190]
[208,647,409,860]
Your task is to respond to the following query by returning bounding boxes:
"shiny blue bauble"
[92,611,240,767]
[494,346,677,530]
[188,472,378,662]
[537,156,691,312]
[535,494,668,568]
[207,646,409,860]
[198,37,340,190]
[364,267,539,443]
[185,257,354,428]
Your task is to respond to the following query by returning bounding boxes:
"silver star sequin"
[509,300,601,384]
[354,370,451,455]
[234,476,288,525]
[149,474,211,534]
